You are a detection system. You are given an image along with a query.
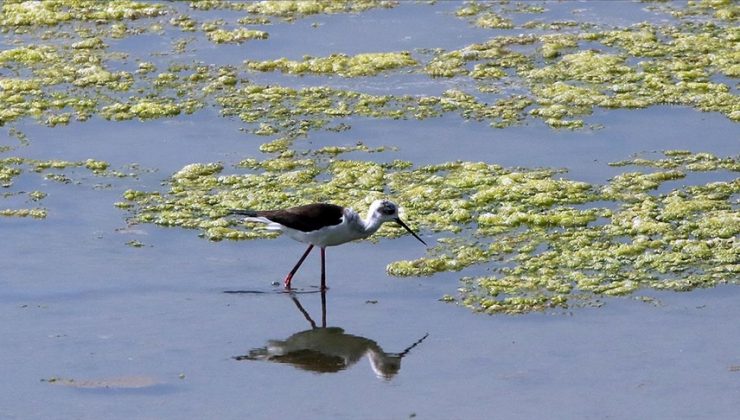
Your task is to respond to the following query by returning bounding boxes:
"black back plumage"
[230,203,345,233]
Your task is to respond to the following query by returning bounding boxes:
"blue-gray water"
[1,1,739,419]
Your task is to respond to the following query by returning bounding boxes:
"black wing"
[256,203,344,233]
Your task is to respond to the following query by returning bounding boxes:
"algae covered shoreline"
[1,0,738,314]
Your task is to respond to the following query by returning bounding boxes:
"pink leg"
[320,247,327,291]
[284,244,314,289]
[320,289,327,327]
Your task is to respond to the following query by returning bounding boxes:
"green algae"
[240,0,397,19]
[0,45,57,65]
[245,52,417,77]
[129,99,182,119]
[170,14,197,32]
[0,0,738,315]
[206,28,268,44]
[121,149,739,314]
[216,83,450,138]
[0,155,121,219]
[423,36,534,79]
[610,152,740,171]
[420,15,739,128]
[646,0,739,21]
[99,97,201,121]
[0,0,164,28]
[424,51,467,78]
[0,1,737,132]
[539,34,579,59]
[0,157,23,186]
[474,12,513,30]
[0,208,47,218]
[455,2,521,29]
[184,0,397,29]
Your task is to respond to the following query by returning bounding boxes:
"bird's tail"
[228,209,277,228]
[228,209,259,217]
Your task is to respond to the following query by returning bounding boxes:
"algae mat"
[1,1,740,419]
[2,0,736,314]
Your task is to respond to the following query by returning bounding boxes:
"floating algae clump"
[0,0,164,28]
[241,0,397,19]
[206,28,268,44]
[0,157,23,187]
[0,0,737,135]
[0,208,47,218]
[474,12,513,29]
[121,148,740,315]
[0,0,737,133]
[0,156,119,219]
[455,2,514,29]
[187,0,397,21]
[245,52,417,77]
[424,51,467,78]
[215,83,456,137]
[539,34,578,59]
[521,23,740,127]
[129,99,182,119]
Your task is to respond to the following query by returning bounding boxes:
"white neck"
[360,211,385,236]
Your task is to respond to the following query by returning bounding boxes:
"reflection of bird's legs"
[291,294,317,329]
[289,289,328,329]
[320,247,327,291]
[284,244,314,288]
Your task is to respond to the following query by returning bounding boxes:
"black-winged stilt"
[229,199,426,290]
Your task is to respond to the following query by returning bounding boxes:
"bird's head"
[368,200,426,246]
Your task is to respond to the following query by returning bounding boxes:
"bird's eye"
[380,206,396,215]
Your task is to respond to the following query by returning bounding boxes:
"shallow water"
[4,219,740,418]
[1,1,739,419]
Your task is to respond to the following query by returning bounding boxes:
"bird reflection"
[234,291,428,380]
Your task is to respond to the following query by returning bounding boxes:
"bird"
[229,199,427,290]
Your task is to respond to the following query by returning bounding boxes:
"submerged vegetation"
[0,157,119,218]
[0,0,737,130]
[119,148,740,314]
[245,52,417,77]
[1,0,738,313]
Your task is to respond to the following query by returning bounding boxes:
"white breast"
[283,212,369,247]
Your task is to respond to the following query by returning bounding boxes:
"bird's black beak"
[395,218,427,246]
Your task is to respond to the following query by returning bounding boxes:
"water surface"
[1,1,738,419]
